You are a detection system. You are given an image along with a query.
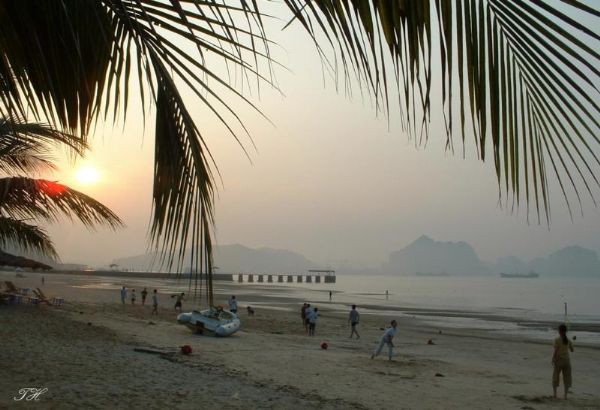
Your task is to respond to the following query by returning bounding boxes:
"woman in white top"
[552,324,574,399]
[371,320,398,361]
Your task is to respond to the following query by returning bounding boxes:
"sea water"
[5,270,598,344]
[228,274,600,345]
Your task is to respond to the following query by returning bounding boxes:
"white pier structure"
[236,269,335,284]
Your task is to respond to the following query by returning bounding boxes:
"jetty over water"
[47,269,336,284]
[237,269,336,284]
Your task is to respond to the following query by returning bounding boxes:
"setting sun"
[76,165,100,185]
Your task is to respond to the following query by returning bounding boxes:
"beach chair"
[32,288,50,304]
[4,281,19,293]
[2,281,24,304]
[34,288,64,306]
[0,284,11,304]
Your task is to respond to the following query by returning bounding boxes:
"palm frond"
[0,116,87,175]
[0,1,114,136]
[285,0,600,222]
[0,1,276,285]
[0,176,124,229]
[0,216,58,259]
[150,60,214,274]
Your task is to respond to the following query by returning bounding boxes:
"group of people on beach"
[119,288,253,318]
[301,302,397,357]
[120,286,159,314]
[116,285,576,399]
[300,303,320,336]
[119,286,185,314]
[299,301,575,399]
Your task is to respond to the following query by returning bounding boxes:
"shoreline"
[3,269,600,342]
[2,273,600,409]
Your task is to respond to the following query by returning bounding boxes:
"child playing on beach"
[552,324,574,399]
[301,303,308,327]
[141,288,148,306]
[348,305,360,339]
[371,320,398,361]
[152,289,158,315]
[130,289,136,305]
[304,304,312,333]
[120,286,127,304]
[308,307,319,336]
[173,292,185,311]
[229,295,238,313]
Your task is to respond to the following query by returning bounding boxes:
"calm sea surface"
[4,271,599,344]
[235,274,600,345]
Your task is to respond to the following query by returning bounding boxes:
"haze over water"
[26,269,599,345]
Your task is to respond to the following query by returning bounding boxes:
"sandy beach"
[1,272,600,410]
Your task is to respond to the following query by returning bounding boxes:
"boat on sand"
[177,308,240,337]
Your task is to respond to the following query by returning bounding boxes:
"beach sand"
[1,273,599,409]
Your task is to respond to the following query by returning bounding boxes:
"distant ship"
[415,272,450,277]
[500,271,539,278]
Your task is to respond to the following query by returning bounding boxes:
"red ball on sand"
[320,342,328,350]
[181,345,193,355]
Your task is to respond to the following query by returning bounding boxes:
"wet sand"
[1,273,600,409]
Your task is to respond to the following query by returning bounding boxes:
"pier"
[235,270,336,284]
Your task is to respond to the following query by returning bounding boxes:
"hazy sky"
[44,2,600,268]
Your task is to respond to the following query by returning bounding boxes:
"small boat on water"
[177,308,241,337]
[415,272,449,277]
[500,271,539,278]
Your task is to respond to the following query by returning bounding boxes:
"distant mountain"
[383,235,488,276]
[213,244,320,273]
[111,244,321,274]
[529,246,600,277]
[110,252,163,271]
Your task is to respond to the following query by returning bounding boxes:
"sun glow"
[76,165,100,185]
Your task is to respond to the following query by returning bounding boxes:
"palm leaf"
[0,1,275,290]
[285,0,600,221]
[0,176,124,229]
[1,1,598,301]
[0,216,58,259]
[0,116,87,175]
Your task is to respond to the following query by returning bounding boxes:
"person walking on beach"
[173,292,185,311]
[552,324,574,399]
[304,304,312,333]
[329,291,332,301]
[348,305,360,339]
[152,289,158,315]
[371,320,398,361]
[301,303,308,328]
[120,286,127,304]
[308,307,319,336]
[141,288,148,306]
[131,289,136,305]
[229,295,238,314]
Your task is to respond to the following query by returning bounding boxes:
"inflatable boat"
[177,308,240,337]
